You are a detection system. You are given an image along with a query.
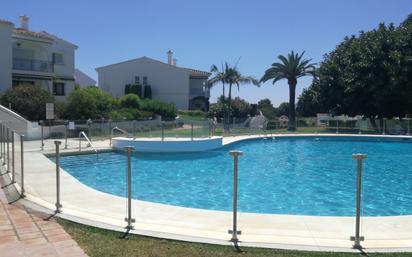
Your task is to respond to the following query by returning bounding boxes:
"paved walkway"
[0,177,88,256]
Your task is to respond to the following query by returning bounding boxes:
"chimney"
[19,15,29,30]
[172,58,177,66]
[167,50,173,65]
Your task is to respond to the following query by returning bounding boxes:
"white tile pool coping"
[8,134,412,253]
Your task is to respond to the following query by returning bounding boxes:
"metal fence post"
[350,153,367,249]
[162,122,165,141]
[336,120,339,134]
[64,121,68,149]
[20,135,25,198]
[2,125,5,165]
[407,119,410,136]
[11,131,15,184]
[382,119,386,135]
[0,123,3,161]
[191,122,194,141]
[228,150,243,243]
[124,146,135,230]
[54,141,62,213]
[6,127,10,172]
[40,120,44,150]
[133,120,137,138]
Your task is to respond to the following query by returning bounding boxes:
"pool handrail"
[110,126,132,146]
[79,131,97,153]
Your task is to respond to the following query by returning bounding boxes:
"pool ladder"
[79,131,97,153]
[110,126,133,146]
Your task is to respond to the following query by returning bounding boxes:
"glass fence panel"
[13,132,22,189]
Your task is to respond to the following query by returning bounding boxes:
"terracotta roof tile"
[0,19,13,25]
[181,67,211,77]
[12,28,53,40]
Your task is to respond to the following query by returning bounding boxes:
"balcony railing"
[13,58,53,73]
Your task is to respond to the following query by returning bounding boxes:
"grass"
[58,219,412,257]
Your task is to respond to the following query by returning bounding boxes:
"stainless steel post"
[54,141,62,213]
[382,119,386,135]
[2,125,5,165]
[64,121,68,149]
[40,121,44,150]
[20,135,25,198]
[336,121,339,134]
[208,120,211,138]
[407,119,410,136]
[191,123,194,141]
[133,120,136,138]
[161,123,164,142]
[11,131,15,184]
[6,127,10,172]
[350,153,367,249]
[0,123,3,161]
[228,150,243,243]
[124,146,135,230]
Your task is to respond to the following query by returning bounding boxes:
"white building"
[96,51,211,110]
[74,69,96,87]
[0,16,77,101]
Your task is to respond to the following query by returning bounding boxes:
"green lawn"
[58,219,412,257]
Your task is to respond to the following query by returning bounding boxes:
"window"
[53,82,65,96]
[134,76,140,83]
[53,53,64,65]
[143,76,148,85]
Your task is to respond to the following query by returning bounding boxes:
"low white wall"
[112,137,223,152]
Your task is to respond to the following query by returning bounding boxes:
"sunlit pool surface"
[57,137,412,216]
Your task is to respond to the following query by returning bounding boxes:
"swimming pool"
[58,136,412,216]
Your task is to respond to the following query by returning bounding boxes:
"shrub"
[143,85,152,99]
[109,108,154,120]
[178,110,207,118]
[66,86,118,119]
[109,108,139,120]
[125,83,143,98]
[120,94,140,109]
[0,85,54,121]
[141,99,176,120]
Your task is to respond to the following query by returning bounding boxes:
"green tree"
[66,86,118,120]
[224,63,259,107]
[257,98,277,119]
[277,102,289,117]
[260,51,316,130]
[0,85,54,121]
[208,64,227,103]
[299,14,412,128]
[296,79,323,117]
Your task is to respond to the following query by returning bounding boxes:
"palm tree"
[224,63,260,108]
[208,64,226,102]
[260,51,316,131]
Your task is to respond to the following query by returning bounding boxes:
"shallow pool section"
[57,137,412,216]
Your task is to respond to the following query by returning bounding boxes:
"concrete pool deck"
[7,134,412,252]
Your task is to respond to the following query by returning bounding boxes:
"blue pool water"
[57,137,412,216]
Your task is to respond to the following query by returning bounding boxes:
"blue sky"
[2,0,411,106]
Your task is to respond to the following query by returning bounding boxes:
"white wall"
[52,38,76,78]
[97,58,191,109]
[0,22,13,93]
